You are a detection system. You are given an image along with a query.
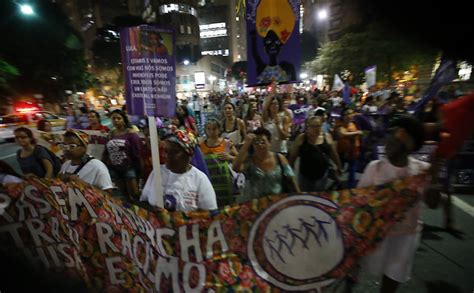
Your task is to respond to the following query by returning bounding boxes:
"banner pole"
[148,116,163,208]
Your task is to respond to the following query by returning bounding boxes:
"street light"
[300,72,308,79]
[19,3,35,15]
[317,9,328,20]
[183,59,190,66]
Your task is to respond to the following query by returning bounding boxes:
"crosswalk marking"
[452,196,474,217]
[0,153,15,160]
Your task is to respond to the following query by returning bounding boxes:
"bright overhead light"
[183,60,190,65]
[300,72,308,79]
[20,4,34,15]
[318,9,328,20]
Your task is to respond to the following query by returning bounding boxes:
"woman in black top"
[14,127,55,178]
[289,116,342,192]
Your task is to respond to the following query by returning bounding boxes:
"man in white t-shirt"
[59,130,113,192]
[351,115,429,293]
[140,128,217,211]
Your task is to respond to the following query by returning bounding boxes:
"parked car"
[0,111,66,142]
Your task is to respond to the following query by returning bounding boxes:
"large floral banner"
[0,176,425,291]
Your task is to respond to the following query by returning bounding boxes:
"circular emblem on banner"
[247,195,344,291]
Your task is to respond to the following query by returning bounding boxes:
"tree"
[0,59,19,91]
[308,23,437,85]
[91,15,145,95]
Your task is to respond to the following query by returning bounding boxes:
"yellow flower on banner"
[393,179,405,191]
[353,211,372,234]
[368,189,391,207]
[256,0,295,43]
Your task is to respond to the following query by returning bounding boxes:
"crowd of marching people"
[1,82,472,293]
[2,83,466,208]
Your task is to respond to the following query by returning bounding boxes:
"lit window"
[200,28,227,38]
[158,4,197,16]
[187,26,192,34]
[458,61,472,81]
[180,25,185,33]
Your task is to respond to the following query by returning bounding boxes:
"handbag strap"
[275,153,285,185]
[73,155,94,175]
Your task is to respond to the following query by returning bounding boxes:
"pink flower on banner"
[239,265,254,288]
[189,265,202,288]
[98,209,111,222]
[280,29,290,43]
[218,261,236,285]
[121,216,132,228]
[222,218,236,235]
[149,215,161,228]
[355,240,372,255]
[112,235,123,252]
[229,236,245,254]
[352,195,368,206]
[85,226,99,243]
[205,259,218,272]
[238,204,253,221]
[260,17,271,29]
[255,276,269,292]
[337,206,356,225]
[341,228,355,246]
[84,190,100,206]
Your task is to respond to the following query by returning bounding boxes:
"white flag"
[365,65,377,88]
[332,74,344,91]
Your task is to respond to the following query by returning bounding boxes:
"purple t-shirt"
[105,132,142,169]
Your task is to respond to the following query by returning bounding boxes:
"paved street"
[0,142,21,173]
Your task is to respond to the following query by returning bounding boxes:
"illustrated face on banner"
[263,30,282,56]
[247,0,300,85]
[256,0,295,43]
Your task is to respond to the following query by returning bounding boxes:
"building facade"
[145,0,201,64]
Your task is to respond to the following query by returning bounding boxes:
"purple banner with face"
[246,0,301,86]
[120,25,176,117]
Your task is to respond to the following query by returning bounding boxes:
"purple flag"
[246,0,301,86]
[342,82,351,104]
[120,25,176,117]
[409,59,457,114]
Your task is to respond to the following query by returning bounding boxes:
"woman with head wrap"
[140,128,217,211]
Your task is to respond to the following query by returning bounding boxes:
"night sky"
[360,0,474,62]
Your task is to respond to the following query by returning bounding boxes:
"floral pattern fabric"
[0,175,425,292]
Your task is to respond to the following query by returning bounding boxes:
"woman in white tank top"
[221,102,246,147]
[262,96,291,154]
